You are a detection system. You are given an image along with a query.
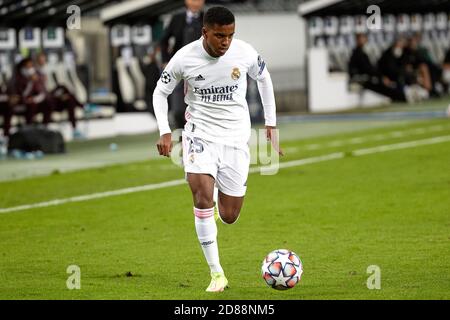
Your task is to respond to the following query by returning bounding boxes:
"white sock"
[194,207,224,274]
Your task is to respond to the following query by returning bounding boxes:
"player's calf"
[217,192,244,224]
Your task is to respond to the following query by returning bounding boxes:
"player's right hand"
[156,133,173,157]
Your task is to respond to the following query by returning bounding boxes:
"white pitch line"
[248,152,344,174]
[0,179,186,214]
[305,144,321,150]
[1,135,450,214]
[389,131,405,138]
[349,137,366,144]
[371,134,387,141]
[352,135,450,156]
[302,124,450,151]
[327,141,346,147]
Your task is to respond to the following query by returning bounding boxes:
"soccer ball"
[261,249,303,290]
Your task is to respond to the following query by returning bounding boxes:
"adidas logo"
[195,74,205,81]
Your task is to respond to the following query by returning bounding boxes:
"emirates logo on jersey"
[231,67,241,80]
[194,85,239,103]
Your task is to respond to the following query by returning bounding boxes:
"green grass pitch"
[0,118,449,299]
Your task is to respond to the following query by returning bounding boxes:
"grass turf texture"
[0,118,449,299]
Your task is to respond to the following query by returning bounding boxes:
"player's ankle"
[210,265,224,274]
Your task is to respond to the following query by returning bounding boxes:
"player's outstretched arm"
[152,54,182,158]
[153,85,173,158]
[256,68,284,156]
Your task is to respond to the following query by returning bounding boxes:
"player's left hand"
[265,126,284,156]
[157,133,173,158]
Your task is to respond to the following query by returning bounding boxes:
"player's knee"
[193,191,214,209]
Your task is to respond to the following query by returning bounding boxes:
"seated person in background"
[12,58,54,128]
[35,52,84,138]
[348,33,407,102]
[403,35,438,97]
[0,77,23,138]
[378,37,429,102]
[410,33,444,96]
[378,37,408,85]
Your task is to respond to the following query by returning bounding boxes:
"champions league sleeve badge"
[161,71,172,84]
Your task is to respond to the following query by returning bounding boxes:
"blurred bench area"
[0,0,311,145]
[1,0,450,146]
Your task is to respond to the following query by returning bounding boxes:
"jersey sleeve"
[247,44,267,81]
[156,53,183,95]
[246,44,277,127]
[152,52,184,136]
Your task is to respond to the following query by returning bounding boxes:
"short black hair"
[203,6,235,27]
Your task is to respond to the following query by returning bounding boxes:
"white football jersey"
[155,37,274,147]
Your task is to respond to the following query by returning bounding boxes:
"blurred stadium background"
[0,0,449,300]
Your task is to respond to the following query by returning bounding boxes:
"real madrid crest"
[231,67,241,80]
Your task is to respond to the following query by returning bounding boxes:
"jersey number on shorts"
[187,137,204,154]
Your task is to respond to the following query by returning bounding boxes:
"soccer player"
[153,6,280,292]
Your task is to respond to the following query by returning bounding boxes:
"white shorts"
[182,131,250,197]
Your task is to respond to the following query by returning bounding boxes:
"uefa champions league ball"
[261,249,303,290]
